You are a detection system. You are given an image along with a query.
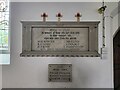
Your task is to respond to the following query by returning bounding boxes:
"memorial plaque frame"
[20,21,100,57]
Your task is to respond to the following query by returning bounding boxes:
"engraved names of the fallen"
[48,64,72,82]
[32,28,88,51]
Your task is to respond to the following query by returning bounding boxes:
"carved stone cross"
[75,12,82,22]
[56,13,63,22]
[41,13,48,22]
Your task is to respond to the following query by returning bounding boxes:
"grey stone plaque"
[32,28,88,51]
[48,64,72,82]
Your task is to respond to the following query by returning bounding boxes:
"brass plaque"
[48,64,72,82]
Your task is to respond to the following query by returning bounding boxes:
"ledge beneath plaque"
[20,51,100,57]
[20,21,100,57]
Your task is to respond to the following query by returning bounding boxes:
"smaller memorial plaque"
[48,64,72,82]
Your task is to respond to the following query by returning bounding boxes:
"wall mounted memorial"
[20,21,100,57]
[48,64,72,82]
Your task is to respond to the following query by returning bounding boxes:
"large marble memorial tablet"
[20,21,100,57]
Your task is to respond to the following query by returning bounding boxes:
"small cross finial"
[56,13,63,22]
[75,12,82,22]
[41,13,48,22]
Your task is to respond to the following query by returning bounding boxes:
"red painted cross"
[56,13,63,22]
[75,12,82,22]
[41,13,48,22]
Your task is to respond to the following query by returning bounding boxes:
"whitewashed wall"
[109,4,119,36]
[0,66,2,89]
[2,2,118,88]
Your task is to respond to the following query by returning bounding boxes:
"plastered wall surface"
[0,66,2,89]
[2,2,118,88]
[110,1,120,37]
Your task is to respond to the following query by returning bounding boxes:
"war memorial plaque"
[32,28,88,51]
[48,64,72,82]
[20,21,100,57]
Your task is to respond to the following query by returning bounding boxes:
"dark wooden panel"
[114,27,120,90]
